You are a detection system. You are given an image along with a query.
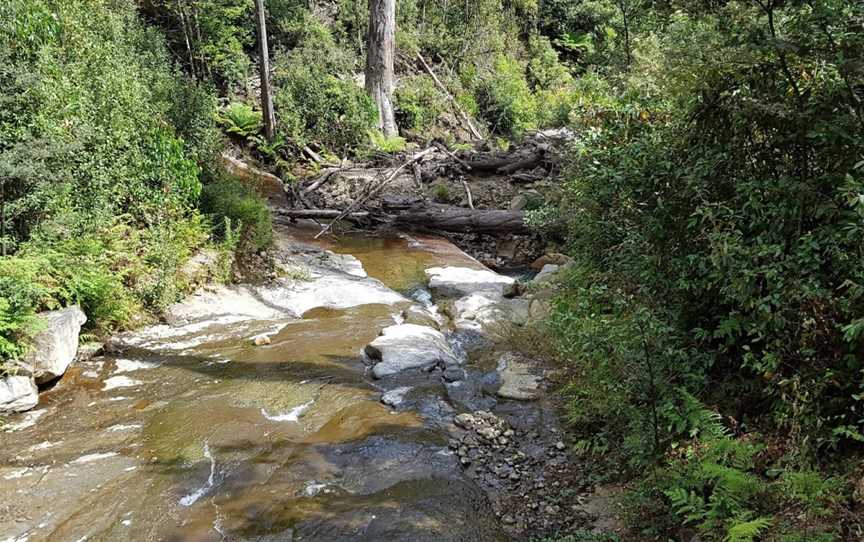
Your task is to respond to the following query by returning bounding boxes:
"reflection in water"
[0,228,508,542]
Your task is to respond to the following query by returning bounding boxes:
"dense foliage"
[0,0,257,366]
[538,0,864,538]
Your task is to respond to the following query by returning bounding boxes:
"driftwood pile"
[277,130,572,238]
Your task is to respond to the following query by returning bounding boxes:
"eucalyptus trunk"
[254,0,276,142]
[366,0,398,137]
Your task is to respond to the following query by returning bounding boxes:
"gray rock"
[533,264,560,283]
[26,305,87,384]
[166,273,403,325]
[322,251,367,278]
[380,386,413,408]
[528,297,553,322]
[443,367,467,382]
[496,352,542,401]
[501,298,530,326]
[425,266,516,298]
[119,270,408,354]
[451,293,531,333]
[0,374,38,412]
[401,305,441,329]
[365,324,459,379]
[445,380,497,412]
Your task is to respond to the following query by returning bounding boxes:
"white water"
[261,400,313,422]
[179,443,217,507]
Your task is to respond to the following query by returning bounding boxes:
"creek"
[1,223,569,542]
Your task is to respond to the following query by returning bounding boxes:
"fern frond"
[724,516,772,542]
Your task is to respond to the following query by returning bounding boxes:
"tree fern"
[724,516,772,542]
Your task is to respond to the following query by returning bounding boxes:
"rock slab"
[425,266,516,298]
[497,352,541,400]
[0,374,38,412]
[365,324,459,379]
[26,305,87,384]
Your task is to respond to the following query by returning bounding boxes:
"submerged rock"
[365,324,459,379]
[496,352,542,401]
[0,374,38,412]
[26,305,87,384]
[425,266,516,298]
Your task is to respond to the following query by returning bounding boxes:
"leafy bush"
[545,0,864,538]
[200,176,273,252]
[272,15,377,153]
[0,0,227,367]
[394,74,449,132]
[473,55,538,137]
[368,131,407,153]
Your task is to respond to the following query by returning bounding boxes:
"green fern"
[665,487,707,524]
[217,102,262,138]
[724,516,772,542]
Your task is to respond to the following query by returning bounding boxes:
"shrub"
[200,176,273,252]
[368,131,407,153]
[473,55,538,137]
[275,66,377,153]
[272,15,377,153]
[394,74,449,132]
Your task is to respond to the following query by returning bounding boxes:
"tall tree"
[254,0,276,142]
[365,0,397,136]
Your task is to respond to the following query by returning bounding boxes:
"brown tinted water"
[0,229,508,542]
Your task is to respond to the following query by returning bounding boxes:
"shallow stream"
[0,225,513,542]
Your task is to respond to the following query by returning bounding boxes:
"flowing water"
[0,225,511,542]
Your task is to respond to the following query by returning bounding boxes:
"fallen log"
[314,146,436,239]
[275,209,370,221]
[391,203,528,234]
[462,144,548,174]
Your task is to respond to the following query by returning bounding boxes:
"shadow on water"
[149,430,512,542]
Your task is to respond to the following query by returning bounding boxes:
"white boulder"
[26,305,87,384]
[0,375,38,412]
[365,324,459,379]
[425,266,516,298]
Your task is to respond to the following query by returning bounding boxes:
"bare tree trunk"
[254,0,276,142]
[177,4,196,78]
[1,179,6,257]
[366,0,398,137]
[618,0,632,67]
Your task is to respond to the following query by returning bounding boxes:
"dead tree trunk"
[254,0,276,142]
[366,0,398,137]
[383,200,529,234]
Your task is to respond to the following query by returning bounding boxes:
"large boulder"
[26,305,87,384]
[451,294,530,332]
[0,374,38,412]
[365,324,459,379]
[425,266,516,298]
